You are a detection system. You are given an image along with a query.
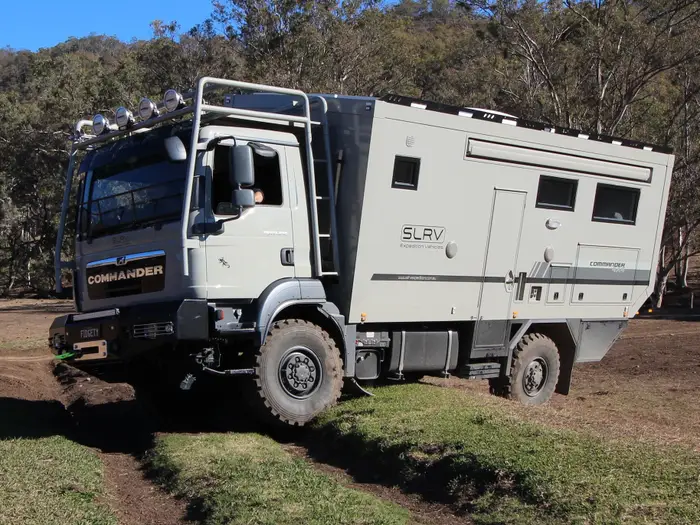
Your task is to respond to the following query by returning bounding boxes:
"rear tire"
[247,319,344,428]
[489,333,560,406]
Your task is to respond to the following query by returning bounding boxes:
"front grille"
[132,322,174,339]
[85,252,166,300]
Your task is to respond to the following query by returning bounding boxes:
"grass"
[311,383,700,525]
[0,436,116,525]
[146,432,411,525]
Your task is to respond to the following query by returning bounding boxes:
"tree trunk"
[656,246,668,309]
[681,243,690,288]
[675,227,684,286]
[656,271,669,308]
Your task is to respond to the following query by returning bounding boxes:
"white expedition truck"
[49,77,674,427]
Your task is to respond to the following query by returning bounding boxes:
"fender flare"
[256,279,348,356]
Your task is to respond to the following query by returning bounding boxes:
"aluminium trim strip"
[86,250,165,268]
[72,308,120,322]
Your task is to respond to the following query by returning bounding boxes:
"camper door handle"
[505,270,515,292]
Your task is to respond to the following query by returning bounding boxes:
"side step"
[460,362,501,379]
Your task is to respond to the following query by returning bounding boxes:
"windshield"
[80,154,187,238]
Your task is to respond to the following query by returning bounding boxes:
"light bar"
[92,114,109,135]
[164,89,185,112]
[115,107,135,129]
[138,97,159,120]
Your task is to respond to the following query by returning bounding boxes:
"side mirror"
[232,189,255,208]
[164,136,187,162]
[229,145,254,186]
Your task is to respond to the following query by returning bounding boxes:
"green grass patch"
[146,432,411,525]
[0,436,116,525]
[311,384,700,525]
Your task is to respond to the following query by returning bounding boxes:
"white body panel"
[344,100,673,325]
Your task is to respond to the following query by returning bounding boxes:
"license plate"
[78,326,101,340]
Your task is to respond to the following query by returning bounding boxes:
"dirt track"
[0,299,190,525]
[2,298,700,523]
[0,299,473,525]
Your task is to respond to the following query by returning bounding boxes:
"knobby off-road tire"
[247,319,344,428]
[489,333,560,406]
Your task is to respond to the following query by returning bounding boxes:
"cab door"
[204,142,295,300]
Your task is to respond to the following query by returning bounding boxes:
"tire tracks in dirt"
[281,443,472,525]
[0,358,191,525]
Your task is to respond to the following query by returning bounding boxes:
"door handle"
[280,248,294,266]
[505,270,515,292]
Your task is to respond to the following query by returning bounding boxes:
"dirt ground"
[421,316,700,451]
[2,297,700,523]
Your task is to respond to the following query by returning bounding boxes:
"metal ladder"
[308,96,340,277]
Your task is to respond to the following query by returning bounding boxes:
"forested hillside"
[1,0,699,298]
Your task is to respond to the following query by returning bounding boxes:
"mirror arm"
[193,211,241,235]
[205,135,237,151]
[216,213,241,227]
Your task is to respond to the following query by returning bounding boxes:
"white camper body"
[49,78,674,427]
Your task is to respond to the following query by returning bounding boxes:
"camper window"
[535,175,577,211]
[592,183,640,225]
[391,156,420,190]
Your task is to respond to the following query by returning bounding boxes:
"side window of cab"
[251,148,283,206]
[212,143,284,214]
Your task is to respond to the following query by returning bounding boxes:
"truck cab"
[51,79,347,427]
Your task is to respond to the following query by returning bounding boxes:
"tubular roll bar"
[55,76,324,292]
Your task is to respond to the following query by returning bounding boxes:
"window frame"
[591,182,641,226]
[535,174,578,212]
[391,155,421,191]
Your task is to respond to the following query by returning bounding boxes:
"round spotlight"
[163,89,185,112]
[138,97,159,120]
[115,107,135,129]
[92,114,109,135]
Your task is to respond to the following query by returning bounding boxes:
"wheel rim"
[278,346,323,400]
[522,357,548,397]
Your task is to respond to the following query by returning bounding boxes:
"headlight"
[92,114,109,135]
[163,89,185,112]
[138,97,159,120]
[115,107,135,129]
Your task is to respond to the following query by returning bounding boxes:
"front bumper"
[48,299,210,363]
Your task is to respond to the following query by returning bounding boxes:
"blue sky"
[1,0,215,51]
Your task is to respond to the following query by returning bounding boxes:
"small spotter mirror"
[164,136,187,162]
[248,141,278,158]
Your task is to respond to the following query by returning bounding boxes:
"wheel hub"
[523,357,548,397]
[279,347,323,399]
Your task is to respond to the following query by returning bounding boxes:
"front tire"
[489,333,560,406]
[247,319,344,427]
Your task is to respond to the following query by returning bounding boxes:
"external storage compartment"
[575,320,628,362]
[546,264,570,304]
[355,331,390,380]
[572,245,640,304]
[385,331,459,375]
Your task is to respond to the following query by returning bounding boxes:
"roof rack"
[380,94,673,155]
